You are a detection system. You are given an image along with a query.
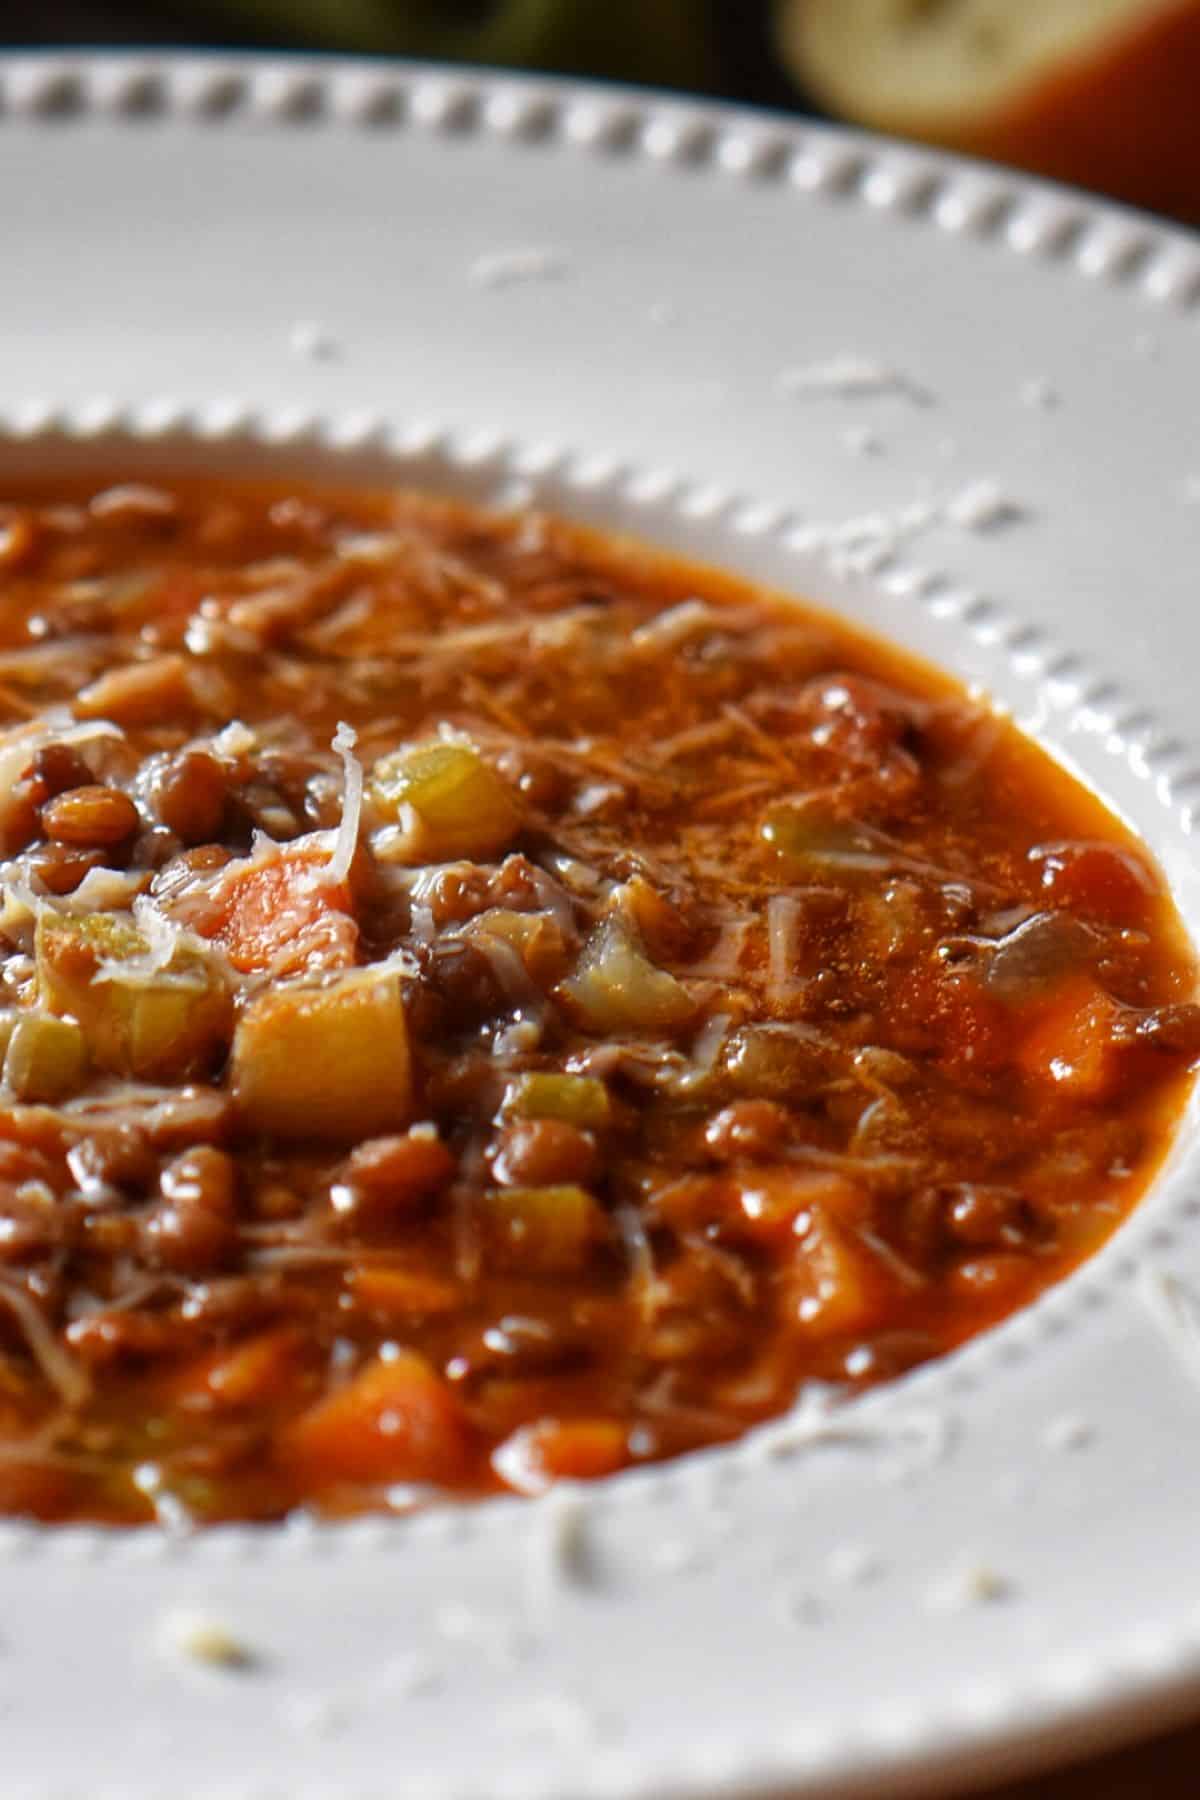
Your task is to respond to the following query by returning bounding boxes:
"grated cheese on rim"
[160,1610,257,1670]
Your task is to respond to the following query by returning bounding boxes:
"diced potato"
[559,916,695,1035]
[479,1184,606,1274]
[231,963,412,1144]
[348,1266,461,1319]
[505,1072,612,1130]
[35,908,231,1082]
[277,1349,470,1487]
[788,1209,887,1338]
[4,1013,87,1102]
[370,740,522,863]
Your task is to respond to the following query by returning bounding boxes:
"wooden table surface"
[965,1712,1200,1797]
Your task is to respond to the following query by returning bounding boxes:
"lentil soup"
[0,475,1193,1523]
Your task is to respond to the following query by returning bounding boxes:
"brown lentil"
[41,784,139,848]
[492,1119,599,1188]
[141,1146,239,1275]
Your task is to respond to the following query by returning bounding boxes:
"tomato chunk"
[1029,840,1154,928]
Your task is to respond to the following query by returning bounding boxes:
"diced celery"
[505,1072,611,1130]
[479,1185,605,1274]
[231,963,412,1143]
[4,1013,87,1102]
[720,1022,831,1099]
[617,874,686,959]
[35,909,231,1082]
[761,806,889,871]
[370,739,522,863]
[559,916,695,1035]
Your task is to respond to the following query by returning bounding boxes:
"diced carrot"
[198,848,357,976]
[66,1309,187,1367]
[734,1167,872,1248]
[651,1168,870,1251]
[1017,977,1128,1103]
[277,1350,469,1487]
[787,1209,890,1338]
[492,1416,629,1494]
[348,1266,461,1319]
[167,1326,306,1410]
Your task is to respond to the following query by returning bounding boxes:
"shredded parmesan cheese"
[926,1560,1013,1612]
[0,1278,89,1409]
[779,354,932,406]
[945,479,1026,533]
[767,895,803,997]
[469,246,569,288]
[92,897,213,990]
[631,599,721,651]
[1137,1265,1200,1389]
[325,720,363,886]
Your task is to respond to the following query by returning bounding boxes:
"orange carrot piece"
[788,1209,891,1338]
[200,849,357,976]
[1017,977,1127,1103]
[277,1350,469,1487]
[170,1326,307,1410]
[206,1328,303,1408]
[348,1267,461,1319]
[493,1416,629,1494]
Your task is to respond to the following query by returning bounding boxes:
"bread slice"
[775,0,1200,218]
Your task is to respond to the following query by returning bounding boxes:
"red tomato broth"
[0,473,1191,1523]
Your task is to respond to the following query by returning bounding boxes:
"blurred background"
[4,0,1200,223]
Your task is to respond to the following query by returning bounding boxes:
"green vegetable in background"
[190,0,719,87]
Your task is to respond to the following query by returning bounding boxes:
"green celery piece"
[506,1072,611,1129]
[561,915,694,1034]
